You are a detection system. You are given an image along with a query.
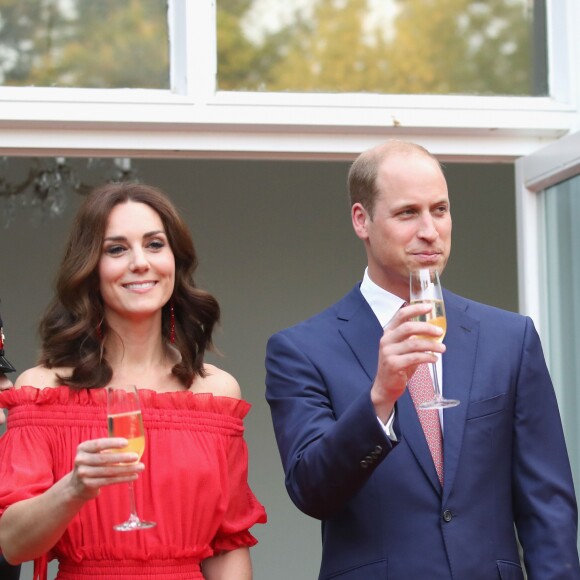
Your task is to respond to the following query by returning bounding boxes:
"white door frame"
[515,130,580,337]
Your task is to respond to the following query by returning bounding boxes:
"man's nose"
[417,214,438,240]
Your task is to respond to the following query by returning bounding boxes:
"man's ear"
[351,203,369,241]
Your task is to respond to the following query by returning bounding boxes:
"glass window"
[217,0,548,96]
[542,175,580,517]
[0,0,169,89]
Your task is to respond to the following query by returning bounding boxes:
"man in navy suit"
[265,140,580,579]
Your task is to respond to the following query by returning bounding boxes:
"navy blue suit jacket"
[266,285,580,579]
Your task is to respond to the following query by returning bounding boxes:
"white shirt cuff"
[377,409,397,441]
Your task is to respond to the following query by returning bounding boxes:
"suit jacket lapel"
[441,290,479,503]
[336,287,383,382]
[397,390,443,493]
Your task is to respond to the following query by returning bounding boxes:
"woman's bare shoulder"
[14,366,70,389]
[192,364,242,399]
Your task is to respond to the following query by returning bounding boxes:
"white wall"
[0,157,517,579]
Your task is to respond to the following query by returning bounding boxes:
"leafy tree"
[216,0,298,91]
[55,0,169,89]
[0,0,71,85]
[266,0,373,92]
[0,0,539,96]
[0,0,169,88]
[219,0,537,96]
[380,0,533,95]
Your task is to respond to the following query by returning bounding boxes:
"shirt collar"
[360,268,406,328]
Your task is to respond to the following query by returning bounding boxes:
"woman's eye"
[148,239,165,250]
[104,245,126,256]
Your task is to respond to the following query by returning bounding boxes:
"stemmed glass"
[106,384,156,531]
[409,269,460,410]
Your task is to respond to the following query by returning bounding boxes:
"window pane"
[543,174,580,536]
[217,0,547,96]
[0,0,169,89]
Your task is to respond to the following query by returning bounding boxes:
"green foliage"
[216,0,538,96]
[0,0,169,88]
[0,0,539,96]
[380,0,533,95]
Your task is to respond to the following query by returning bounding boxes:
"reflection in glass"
[543,175,580,554]
[217,0,547,96]
[0,0,169,89]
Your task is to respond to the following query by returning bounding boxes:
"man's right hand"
[371,302,446,422]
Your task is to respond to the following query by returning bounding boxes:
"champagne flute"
[106,384,156,531]
[409,269,459,410]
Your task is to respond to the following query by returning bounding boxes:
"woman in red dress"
[0,183,266,580]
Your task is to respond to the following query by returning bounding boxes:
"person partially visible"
[0,375,21,580]
[0,313,21,580]
[265,140,579,579]
[0,375,11,427]
[0,182,266,579]
[0,311,16,427]
[0,374,10,392]
[0,374,10,390]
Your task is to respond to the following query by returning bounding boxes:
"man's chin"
[409,261,445,272]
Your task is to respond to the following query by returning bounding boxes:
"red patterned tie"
[407,364,444,485]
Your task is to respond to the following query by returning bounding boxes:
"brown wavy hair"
[39,182,220,389]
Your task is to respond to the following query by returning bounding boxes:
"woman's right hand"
[69,438,144,501]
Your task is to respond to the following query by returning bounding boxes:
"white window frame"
[0,0,578,161]
[515,130,580,334]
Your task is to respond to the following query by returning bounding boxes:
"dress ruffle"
[0,385,250,418]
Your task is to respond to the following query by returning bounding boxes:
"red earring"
[170,301,176,344]
[96,321,103,341]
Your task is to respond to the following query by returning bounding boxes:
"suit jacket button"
[360,459,370,468]
[443,510,453,522]
[374,445,383,454]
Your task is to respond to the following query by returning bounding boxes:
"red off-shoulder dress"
[0,386,267,580]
